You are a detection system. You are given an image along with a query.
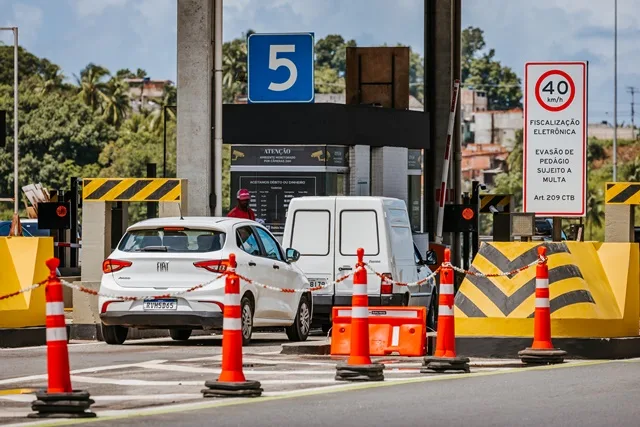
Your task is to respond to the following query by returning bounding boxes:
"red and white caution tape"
[235,269,357,293]
[364,264,440,287]
[445,255,546,278]
[59,274,225,301]
[0,280,47,301]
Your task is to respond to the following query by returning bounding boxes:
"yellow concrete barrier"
[0,237,53,328]
[454,242,640,338]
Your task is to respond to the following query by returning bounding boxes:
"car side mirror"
[425,250,437,266]
[286,248,301,262]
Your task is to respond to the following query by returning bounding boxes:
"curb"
[0,326,69,348]
[455,336,640,360]
[281,341,331,355]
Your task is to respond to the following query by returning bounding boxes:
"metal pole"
[10,28,19,215]
[213,0,223,216]
[163,106,167,177]
[613,0,618,181]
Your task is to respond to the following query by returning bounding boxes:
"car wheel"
[241,295,254,346]
[102,324,128,345]
[286,294,311,342]
[170,329,192,341]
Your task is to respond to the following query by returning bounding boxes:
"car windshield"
[118,228,226,253]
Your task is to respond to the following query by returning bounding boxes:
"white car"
[99,217,312,345]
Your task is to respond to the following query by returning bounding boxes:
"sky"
[0,0,636,123]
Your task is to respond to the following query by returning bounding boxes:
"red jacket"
[227,206,256,221]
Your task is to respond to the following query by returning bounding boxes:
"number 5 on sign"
[268,45,297,92]
[247,33,315,104]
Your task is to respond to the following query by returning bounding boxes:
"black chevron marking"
[464,264,587,316]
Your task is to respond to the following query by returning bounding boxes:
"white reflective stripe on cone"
[46,327,67,342]
[352,284,367,296]
[46,302,65,316]
[224,293,240,307]
[351,306,369,319]
[438,305,454,316]
[440,284,455,295]
[536,278,549,289]
[223,317,242,331]
[535,298,550,308]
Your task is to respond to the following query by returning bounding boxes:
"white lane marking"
[2,360,633,427]
[0,360,168,385]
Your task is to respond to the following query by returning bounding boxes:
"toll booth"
[230,144,349,235]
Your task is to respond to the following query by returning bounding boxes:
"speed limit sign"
[524,61,588,217]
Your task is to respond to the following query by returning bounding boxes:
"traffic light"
[443,204,478,233]
[38,202,72,230]
[0,110,6,148]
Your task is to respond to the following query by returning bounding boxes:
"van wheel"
[170,329,192,341]
[102,324,128,345]
[427,297,437,331]
[286,294,311,342]
[241,295,254,346]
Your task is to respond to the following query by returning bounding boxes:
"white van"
[282,196,438,332]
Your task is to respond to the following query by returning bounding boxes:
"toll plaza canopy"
[222,103,430,149]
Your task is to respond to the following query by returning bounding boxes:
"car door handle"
[338,266,352,271]
[248,261,257,267]
[272,264,280,270]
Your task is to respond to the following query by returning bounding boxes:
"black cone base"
[335,362,385,382]
[28,390,96,419]
[518,348,567,365]
[421,356,470,373]
[202,380,263,398]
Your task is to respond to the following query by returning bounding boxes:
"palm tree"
[147,84,177,133]
[101,77,131,128]
[35,61,66,95]
[75,63,110,112]
[586,187,605,239]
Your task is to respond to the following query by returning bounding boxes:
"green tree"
[0,87,117,195]
[585,186,605,239]
[461,26,522,110]
[315,66,343,94]
[587,139,607,163]
[222,30,252,103]
[101,77,131,128]
[315,34,356,74]
[493,129,523,208]
[75,63,110,112]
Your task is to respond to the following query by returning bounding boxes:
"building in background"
[124,78,173,112]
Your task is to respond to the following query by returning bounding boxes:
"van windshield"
[118,228,226,253]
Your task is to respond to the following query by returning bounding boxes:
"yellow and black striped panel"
[479,194,511,213]
[605,182,640,205]
[454,242,595,318]
[82,178,182,202]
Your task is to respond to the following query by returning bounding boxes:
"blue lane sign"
[247,32,314,103]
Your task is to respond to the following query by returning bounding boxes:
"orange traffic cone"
[29,258,96,419]
[519,246,567,364]
[202,253,263,397]
[335,248,384,382]
[422,248,470,373]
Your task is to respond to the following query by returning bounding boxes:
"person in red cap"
[227,189,256,220]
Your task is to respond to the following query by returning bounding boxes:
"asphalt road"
[85,359,640,427]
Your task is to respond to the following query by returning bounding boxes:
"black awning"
[222,103,430,150]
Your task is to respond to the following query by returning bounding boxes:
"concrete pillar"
[371,147,409,207]
[605,204,635,242]
[349,145,371,196]
[80,202,113,283]
[177,0,212,216]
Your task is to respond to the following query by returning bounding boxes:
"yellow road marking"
[0,388,36,396]
[10,358,639,427]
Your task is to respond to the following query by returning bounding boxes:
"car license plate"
[309,278,328,288]
[143,299,177,311]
